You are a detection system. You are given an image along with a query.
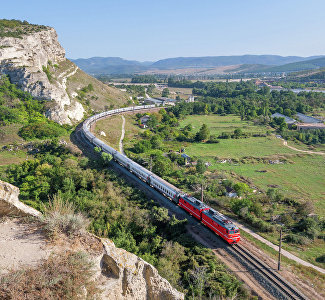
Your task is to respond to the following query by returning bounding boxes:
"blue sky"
[1,0,325,61]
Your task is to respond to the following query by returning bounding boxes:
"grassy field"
[0,124,24,147]
[213,155,325,214]
[0,150,28,167]
[178,115,325,215]
[183,136,297,158]
[94,114,141,150]
[179,115,268,135]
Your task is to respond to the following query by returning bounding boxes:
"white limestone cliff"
[0,27,85,124]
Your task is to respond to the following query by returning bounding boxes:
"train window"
[235,230,239,233]
[230,230,234,234]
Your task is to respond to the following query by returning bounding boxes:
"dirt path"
[282,139,325,155]
[0,218,51,275]
[119,115,126,155]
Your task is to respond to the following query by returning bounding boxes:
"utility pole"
[278,227,282,271]
[149,156,153,172]
[201,183,204,203]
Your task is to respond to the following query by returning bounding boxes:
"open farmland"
[178,115,325,215]
[212,155,325,214]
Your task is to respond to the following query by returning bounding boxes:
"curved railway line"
[231,244,308,300]
[76,105,310,300]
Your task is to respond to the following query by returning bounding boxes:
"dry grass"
[42,194,89,238]
[0,251,101,300]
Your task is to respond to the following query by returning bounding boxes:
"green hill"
[262,57,325,73]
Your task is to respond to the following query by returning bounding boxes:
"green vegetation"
[168,77,205,88]
[113,83,146,98]
[42,64,52,81]
[131,75,158,83]
[0,19,48,38]
[0,76,67,140]
[117,100,324,266]
[0,140,248,298]
[162,87,170,97]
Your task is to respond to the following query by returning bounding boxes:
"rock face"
[0,180,41,217]
[0,27,85,124]
[96,239,184,300]
[0,180,184,299]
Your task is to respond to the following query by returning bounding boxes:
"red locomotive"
[202,208,240,244]
[178,195,240,244]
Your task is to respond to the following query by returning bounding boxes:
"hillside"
[70,57,151,75]
[0,19,128,125]
[259,57,325,73]
[150,55,319,69]
[72,54,324,76]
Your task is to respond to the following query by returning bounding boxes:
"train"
[82,105,240,244]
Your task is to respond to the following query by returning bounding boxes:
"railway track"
[73,107,311,300]
[231,244,308,300]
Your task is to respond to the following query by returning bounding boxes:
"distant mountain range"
[70,55,325,75]
[70,57,152,74]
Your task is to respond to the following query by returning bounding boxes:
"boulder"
[0,180,41,217]
[96,239,184,300]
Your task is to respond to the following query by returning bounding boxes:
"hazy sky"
[2,0,325,61]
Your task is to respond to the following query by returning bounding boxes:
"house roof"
[271,113,296,124]
[296,113,323,124]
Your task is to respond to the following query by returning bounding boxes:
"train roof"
[203,208,238,230]
[150,173,181,193]
[181,195,209,210]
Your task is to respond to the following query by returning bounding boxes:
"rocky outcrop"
[96,239,184,300]
[0,180,183,299]
[0,180,41,217]
[0,27,85,124]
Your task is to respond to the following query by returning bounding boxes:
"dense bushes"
[0,76,44,125]
[0,141,246,298]
[19,121,67,140]
[0,76,67,140]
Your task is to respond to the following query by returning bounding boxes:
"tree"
[233,182,251,196]
[196,159,207,174]
[162,88,170,97]
[150,135,162,149]
[152,157,172,176]
[195,124,210,141]
[147,115,158,129]
[101,152,112,166]
[233,128,243,138]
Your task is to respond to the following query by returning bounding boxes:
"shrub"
[19,121,66,140]
[42,194,89,237]
[316,254,325,263]
[0,251,100,299]
[285,234,311,245]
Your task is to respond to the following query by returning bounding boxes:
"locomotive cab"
[225,226,240,244]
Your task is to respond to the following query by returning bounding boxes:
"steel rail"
[232,244,308,300]
[79,106,309,300]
